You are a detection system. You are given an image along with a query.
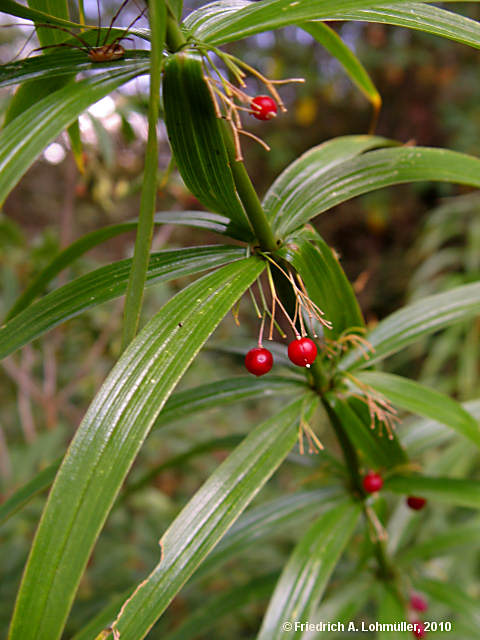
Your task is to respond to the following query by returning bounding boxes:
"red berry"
[412,621,426,638]
[410,594,428,612]
[245,347,273,376]
[407,496,427,511]
[250,95,278,121]
[287,337,317,367]
[362,471,383,493]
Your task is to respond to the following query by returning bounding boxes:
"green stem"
[321,397,364,495]
[165,12,186,52]
[221,122,278,253]
[121,1,165,351]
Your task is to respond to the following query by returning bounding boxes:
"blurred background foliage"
[0,0,479,637]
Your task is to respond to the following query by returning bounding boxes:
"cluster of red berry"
[362,471,427,511]
[245,337,317,376]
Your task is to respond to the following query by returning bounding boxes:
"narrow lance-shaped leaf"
[0,458,60,525]
[155,375,307,427]
[301,22,381,110]
[329,3,480,53]
[376,583,407,640]
[0,376,304,525]
[163,50,253,237]
[108,395,317,640]
[398,518,480,564]
[0,245,244,360]
[257,500,361,639]
[324,393,407,469]
[163,574,278,640]
[277,231,364,339]
[6,212,234,320]
[340,282,480,370]
[263,135,394,221]
[270,146,480,236]
[413,577,480,635]
[385,474,480,509]
[184,0,465,45]
[73,487,342,640]
[357,371,480,450]
[0,51,150,89]
[198,485,344,580]
[0,65,147,205]
[8,257,264,640]
[0,0,79,29]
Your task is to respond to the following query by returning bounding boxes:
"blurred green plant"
[0,1,480,639]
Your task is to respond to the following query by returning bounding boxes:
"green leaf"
[0,65,147,205]
[6,214,233,320]
[334,4,480,52]
[167,0,184,22]
[385,474,480,509]
[198,485,344,580]
[263,135,394,224]
[156,375,307,427]
[163,50,252,237]
[0,458,60,526]
[0,0,78,30]
[277,231,364,339]
[398,517,480,563]
[376,583,408,640]
[5,0,73,124]
[8,257,264,640]
[153,210,232,236]
[121,0,166,349]
[413,577,480,635]
[0,51,150,89]
[340,282,480,370]
[6,221,144,320]
[324,393,407,469]
[107,396,316,640]
[1,377,303,524]
[163,574,278,640]
[185,0,480,46]
[301,22,381,109]
[0,245,244,360]
[269,145,480,236]
[73,487,342,640]
[309,577,372,638]
[257,500,361,639]
[357,372,480,450]
[401,399,480,453]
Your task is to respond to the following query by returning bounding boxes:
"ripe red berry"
[406,496,427,511]
[245,347,273,376]
[362,471,384,493]
[410,594,428,612]
[412,621,426,638]
[250,95,278,121]
[287,337,318,367]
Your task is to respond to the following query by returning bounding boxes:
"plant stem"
[165,12,186,52]
[121,1,165,351]
[321,397,364,495]
[221,122,278,252]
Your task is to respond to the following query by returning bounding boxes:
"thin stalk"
[221,121,278,252]
[165,11,186,52]
[121,0,165,351]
